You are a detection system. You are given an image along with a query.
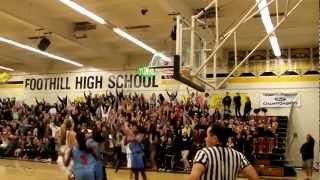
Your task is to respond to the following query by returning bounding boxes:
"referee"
[189,123,259,180]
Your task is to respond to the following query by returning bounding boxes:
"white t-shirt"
[49,123,59,138]
[208,108,215,116]
[49,107,57,115]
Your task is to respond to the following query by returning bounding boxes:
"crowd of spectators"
[0,90,279,172]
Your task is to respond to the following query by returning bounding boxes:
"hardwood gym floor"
[0,159,318,180]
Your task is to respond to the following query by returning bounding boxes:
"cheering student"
[189,123,258,180]
[58,95,68,108]
[166,89,178,103]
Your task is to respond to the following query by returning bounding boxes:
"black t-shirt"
[3,109,12,120]
[180,137,191,150]
[244,101,252,112]
[233,96,241,106]
[223,96,232,106]
[165,143,176,155]
[300,139,315,160]
[37,124,45,139]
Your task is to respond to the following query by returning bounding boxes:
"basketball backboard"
[148,51,206,92]
[173,15,214,92]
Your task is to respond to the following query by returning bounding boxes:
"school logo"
[274,97,286,101]
[260,93,301,107]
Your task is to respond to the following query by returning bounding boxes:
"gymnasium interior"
[0,0,319,179]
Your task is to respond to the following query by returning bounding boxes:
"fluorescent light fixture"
[113,28,157,54]
[0,37,83,67]
[0,66,14,71]
[59,0,106,24]
[256,0,281,57]
[269,35,281,57]
[113,28,171,62]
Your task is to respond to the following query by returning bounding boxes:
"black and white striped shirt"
[193,146,250,180]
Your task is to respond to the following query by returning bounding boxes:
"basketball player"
[63,131,97,180]
[60,119,77,147]
[86,131,107,180]
[123,122,147,180]
[58,118,77,180]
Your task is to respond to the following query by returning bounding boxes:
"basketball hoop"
[160,67,174,76]
[148,52,174,78]
[149,53,173,68]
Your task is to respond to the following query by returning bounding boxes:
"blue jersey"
[86,138,103,160]
[72,145,96,171]
[86,138,106,180]
[126,140,144,169]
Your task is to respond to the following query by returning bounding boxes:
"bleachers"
[0,94,297,177]
[251,116,296,177]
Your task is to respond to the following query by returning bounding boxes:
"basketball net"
[149,53,174,78]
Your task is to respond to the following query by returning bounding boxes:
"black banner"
[24,74,158,91]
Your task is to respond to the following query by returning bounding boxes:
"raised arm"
[35,97,39,105]
[174,91,178,98]
[84,91,92,100]
[116,89,119,97]
[57,95,63,103]
[187,87,190,95]
[166,90,171,97]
